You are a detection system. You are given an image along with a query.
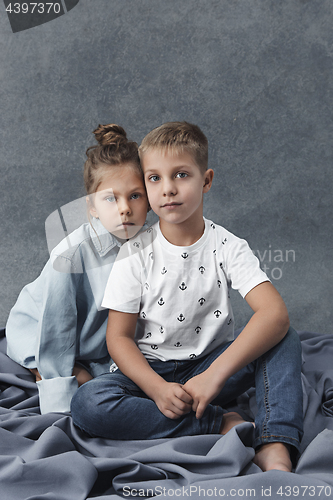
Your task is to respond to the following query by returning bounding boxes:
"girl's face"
[88,164,148,240]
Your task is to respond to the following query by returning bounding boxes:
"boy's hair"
[84,124,142,195]
[139,121,208,173]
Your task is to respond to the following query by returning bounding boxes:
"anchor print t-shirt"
[102,218,269,362]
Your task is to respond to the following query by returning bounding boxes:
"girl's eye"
[176,172,188,179]
[106,195,116,203]
[131,193,140,200]
[149,175,160,182]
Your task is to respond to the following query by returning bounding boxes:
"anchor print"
[199,266,205,274]
[161,267,167,275]
[189,354,197,359]
[158,297,165,306]
[146,227,153,233]
[217,280,221,288]
[174,342,182,347]
[177,314,185,322]
[227,318,232,325]
[133,241,140,248]
[151,345,158,350]
[149,252,154,260]
[144,282,149,290]
[214,310,222,318]
[146,332,152,338]
[159,326,164,334]
[179,282,187,291]
[109,363,118,373]
[222,238,227,245]
[211,223,216,229]
[219,262,223,270]
[195,326,201,334]
[141,312,146,319]
[198,297,206,306]
[181,252,189,259]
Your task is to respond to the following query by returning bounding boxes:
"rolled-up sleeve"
[35,256,81,413]
[37,376,78,414]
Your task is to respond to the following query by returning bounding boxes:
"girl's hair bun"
[93,124,127,147]
[84,123,141,195]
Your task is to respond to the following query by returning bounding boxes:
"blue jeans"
[71,327,303,454]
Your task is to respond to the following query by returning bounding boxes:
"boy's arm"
[183,281,290,419]
[106,310,192,419]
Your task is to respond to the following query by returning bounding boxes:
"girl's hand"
[153,381,193,419]
[183,370,224,419]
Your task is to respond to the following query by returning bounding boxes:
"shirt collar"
[88,218,122,257]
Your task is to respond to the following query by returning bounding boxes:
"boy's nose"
[163,180,177,197]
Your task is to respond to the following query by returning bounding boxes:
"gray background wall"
[0,0,332,333]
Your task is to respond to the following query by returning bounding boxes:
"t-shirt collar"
[156,217,209,255]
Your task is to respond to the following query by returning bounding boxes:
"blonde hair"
[139,121,208,173]
[84,124,142,195]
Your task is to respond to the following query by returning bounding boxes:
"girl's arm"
[183,281,290,418]
[106,310,193,419]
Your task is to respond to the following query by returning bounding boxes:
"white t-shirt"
[102,218,269,362]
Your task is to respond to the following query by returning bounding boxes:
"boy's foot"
[219,411,248,435]
[253,442,292,472]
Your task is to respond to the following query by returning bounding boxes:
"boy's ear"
[86,196,98,218]
[203,169,214,193]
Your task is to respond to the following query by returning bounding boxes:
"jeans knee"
[278,326,303,373]
[282,326,301,352]
[71,376,130,430]
[70,382,90,424]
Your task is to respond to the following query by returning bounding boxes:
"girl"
[6,124,148,414]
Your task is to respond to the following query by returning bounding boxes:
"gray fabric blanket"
[0,328,332,499]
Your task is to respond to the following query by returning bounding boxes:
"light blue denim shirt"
[6,218,122,414]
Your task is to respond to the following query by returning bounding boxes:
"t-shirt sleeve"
[223,233,269,298]
[102,242,143,313]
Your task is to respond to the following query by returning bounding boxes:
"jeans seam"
[120,383,141,396]
[173,361,178,382]
[211,405,221,433]
[262,357,270,437]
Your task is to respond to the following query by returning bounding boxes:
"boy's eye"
[176,172,188,179]
[131,193,140,200]
[149,175,160,182]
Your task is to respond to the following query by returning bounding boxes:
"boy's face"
[88,165,148,240]
[141,149,213,227]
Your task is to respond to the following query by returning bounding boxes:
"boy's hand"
[153,382,193,419]
[183,370,224,419]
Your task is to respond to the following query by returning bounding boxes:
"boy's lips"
[117,222,134,227]
[161,202,182,209]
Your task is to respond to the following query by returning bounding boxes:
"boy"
[71,122,303,472]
